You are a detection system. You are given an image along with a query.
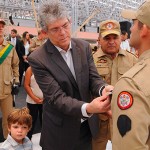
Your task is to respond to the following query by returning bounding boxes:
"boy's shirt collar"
[7,134,30,146]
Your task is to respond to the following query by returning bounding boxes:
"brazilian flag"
[0,44,14,64]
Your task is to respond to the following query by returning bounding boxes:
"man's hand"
[11,83,19,95]
[102,85,114,96]
[33,97,43,104]
[102,85,114,101]
[106,110,112,118]
[86,95,110,114]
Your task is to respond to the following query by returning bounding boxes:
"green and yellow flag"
[0,44,14,64]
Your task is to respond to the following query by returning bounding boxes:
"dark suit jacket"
[28,38,105,150]
[15,39,25,61]
[8,37,25,61]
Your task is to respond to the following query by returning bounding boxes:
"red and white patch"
[105,22,114,30]
[117,91,133,110]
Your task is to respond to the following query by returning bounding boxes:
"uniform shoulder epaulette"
[93,50,98,56]
[4,41,14,47]
[7,41,10,44]
[121,61,150,96]
[31,37,38,43]
[7,41,14,47]
[126,50,138,58]
[32,36,37,40]
[121,62,146,79]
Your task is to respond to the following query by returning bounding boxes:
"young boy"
[0,107,33,150]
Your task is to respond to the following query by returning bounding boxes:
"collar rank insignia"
[117,91,133,110]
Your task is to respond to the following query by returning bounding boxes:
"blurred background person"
[29,34,34,39]
[24,66,43,140]
[120,30,131,52]
[21,31,31,71]
[9,29,25,86]
[29,29,47,53]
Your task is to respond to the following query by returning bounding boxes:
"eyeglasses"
[48,21,70,35]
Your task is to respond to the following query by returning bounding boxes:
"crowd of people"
[0,0,150,150]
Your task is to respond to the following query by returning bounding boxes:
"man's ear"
[140,24,149,37]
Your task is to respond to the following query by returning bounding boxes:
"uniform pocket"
[96,66,109,81]
[4,53,13,65]
[3,53,13,81]
[3,80,12,95]
[98,67,109,75]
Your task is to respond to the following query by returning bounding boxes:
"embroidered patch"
[97,59,107,63]
[117,115,131,137]
[105,22,114,30]
[117,91,133,110]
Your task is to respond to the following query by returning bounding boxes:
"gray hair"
[38,0,69,31]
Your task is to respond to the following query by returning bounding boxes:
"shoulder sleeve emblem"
[117,115,131,137]
[117,91,133,110]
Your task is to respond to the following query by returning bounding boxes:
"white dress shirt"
[55,43,90,119]
[24,41,30,56]
[120,39,131,52]
[11,37,16,46]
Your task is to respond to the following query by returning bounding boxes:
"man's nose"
[108,39,115,44]
[59,27,66,34]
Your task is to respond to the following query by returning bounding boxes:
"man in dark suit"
[9,29,25,86]
[28,1,113,150]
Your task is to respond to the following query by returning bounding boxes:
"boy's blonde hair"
[7,107,32,130]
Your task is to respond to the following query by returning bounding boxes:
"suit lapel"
[16,39,19,48]
[46,40,78,90]
[71,40,82,91]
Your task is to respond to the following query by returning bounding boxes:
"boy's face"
[8,123,30,144]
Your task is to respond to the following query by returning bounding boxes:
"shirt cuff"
[81,103,92,117]
[99,84,108,96]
